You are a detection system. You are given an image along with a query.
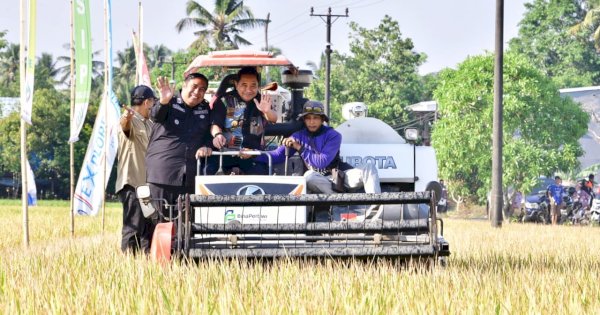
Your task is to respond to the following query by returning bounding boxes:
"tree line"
[1,0,599,205]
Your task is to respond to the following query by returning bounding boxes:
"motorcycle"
[522,192,550,224]
[590,195,600,226]
[559,193,577,225]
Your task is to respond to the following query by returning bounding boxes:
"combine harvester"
[139,50,450,264]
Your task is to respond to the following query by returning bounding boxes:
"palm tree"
[146,44,172,69]
[55,45,105,87]
[570,0,600,51]
[0,43,20,88]
[113,46,137,103]
[35,53,61,89]
[175,0,268,50]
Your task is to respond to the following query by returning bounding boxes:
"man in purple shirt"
[546,176,564,225]
[260,100,380,194]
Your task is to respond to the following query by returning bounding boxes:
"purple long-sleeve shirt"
[259,126,341,173]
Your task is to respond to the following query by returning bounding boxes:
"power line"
[245,10,311,43]
[269,20,322,46]
[329,0,371,9]
[314,0,349,9]
[246,0,365,44]
[345,0,387,10]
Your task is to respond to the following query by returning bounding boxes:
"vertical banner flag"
[132,30,151,87]
[70,0,92,143]
[22,0,37,124]
[26,159,37,206]
[73,92,119,215]
[73,0,120,215]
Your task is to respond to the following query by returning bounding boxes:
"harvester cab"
[145,50,449,263]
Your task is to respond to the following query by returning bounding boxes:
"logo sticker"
[236,185,265,195]
[225,209,236,222]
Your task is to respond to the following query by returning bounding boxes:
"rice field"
[1,200,599,314]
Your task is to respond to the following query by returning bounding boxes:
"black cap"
[130,85,157,102]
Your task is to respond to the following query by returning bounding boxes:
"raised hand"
[156,76,173,104]
[254,93,273,114]
[120,106,135,132]
[121,106,134,122]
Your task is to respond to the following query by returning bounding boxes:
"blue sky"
[1,0,528,74]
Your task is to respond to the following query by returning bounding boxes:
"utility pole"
[310,7,348,119]
[491,0,504,228]
[159,57,188,82]
[264,12,271,82]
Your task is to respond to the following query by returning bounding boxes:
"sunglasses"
[303,106,323,113]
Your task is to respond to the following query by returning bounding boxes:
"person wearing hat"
[145,74,214,221]
[259,100,381,198]
[209,66,276,175]
[115,85,156,253]
[546,175,565,225]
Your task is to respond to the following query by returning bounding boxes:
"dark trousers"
[118,185,154,254]
[148,182,191,219]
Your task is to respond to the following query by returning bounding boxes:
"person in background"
[511,191,523,217]
[586,174,596,208]
[145,74,214,216]
[546,176,565,225]
[115,85,155,253]
[574,180,591,217]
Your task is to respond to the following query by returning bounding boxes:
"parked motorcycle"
[522,192,550,224]
[590,196,600,226]
[556,187,577,224]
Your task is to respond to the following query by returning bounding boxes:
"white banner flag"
[26,159,37,206]
[73,91,120,215]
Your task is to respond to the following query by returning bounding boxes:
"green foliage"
[569,0,600,50]
[0,88,95,198]
[509,0,600,87]
[432,53,589,203]
[0,112,21,173]
[306,16,426,126]
[0,30,7,51]
[151,47,211,90]
[0,43,20,95]
[35,53,60,90]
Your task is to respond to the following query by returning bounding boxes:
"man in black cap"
[116,85,156,253]
[145,74,214,218]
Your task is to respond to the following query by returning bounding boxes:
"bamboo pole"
[19,0,29,248]
[101,0,109,233]
[69,0,76,237]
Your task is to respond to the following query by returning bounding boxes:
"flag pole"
[101,0,111,232]
[69,0,76,237]
[137,0,142,86]
[19,0,30,248]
